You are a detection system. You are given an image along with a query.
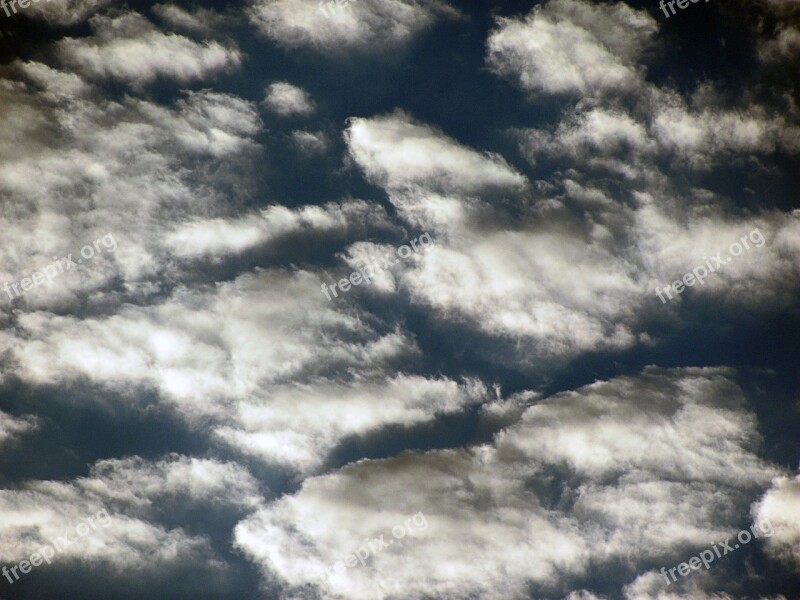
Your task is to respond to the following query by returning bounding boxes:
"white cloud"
[342,112,800,363]
[215,375,488,472]
[0,62,262,311]
[0,268,463,472]
[248,0,459,51]
[263,82,315,116]
[2,269,414,411]
[152,3,228,34]
[346,111,527,194]
[57,13,242,87]
[753,472,800,570]
[0,455,262,570]
[165,200,391,260]
[487,0,657,96]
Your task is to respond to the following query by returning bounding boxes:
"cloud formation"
[263,81,316,116]
[248,0,459,51]
[487,0,657,96]
[57,13,242,87]
[235,368,780,599]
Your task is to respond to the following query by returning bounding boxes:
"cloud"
[247,0,460,51]
[20,0,112,26]
[344,113,639,359]
[151,3,229,35]
[263,81,315,116]
[57,13,242,87]
[753,472,800,570]
[164,200,391,261]
[234,368,779,599]
[757,0,800,62]
[215,375,488,472]
[290,129,330,155]
[0,411,37,447]
[0,455,262,570]
[0,61,262,311]
[1,269,414,409]
[486,0,657,97]
[649,89,800,168]
[341,110,800,364]
[345,111,527,194]
[1,268,484,476]
[0,268,464,473]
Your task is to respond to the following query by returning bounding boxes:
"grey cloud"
[0,410,37,446]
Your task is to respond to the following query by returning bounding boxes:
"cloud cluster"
[235,368,780,599]
[343,110,800,365]
[215,375,488,472]
[0,455,263,569]
[0,60,261,311]
[152,3,229,35]
[0,266,490,473]
[0,1,797,598]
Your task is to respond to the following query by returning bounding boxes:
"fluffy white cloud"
[248,0,460,51]
[347,113,639,358]
[516,92,800,176]
[57,13,242,87]
[0,61,262,311]
[0,268,477,472]
[752,472,800,569]
[165,200,391,260]
[649,89,800,167]
[487,0,657,96]
[215,375,488,472]
[342,111,800,364]
[0,455,262,569]
[263,82,315,116]
[346,111,526,194]
[1,269,413,410]
[234,368,779,599]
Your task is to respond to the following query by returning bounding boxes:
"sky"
[0,0,799,599]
